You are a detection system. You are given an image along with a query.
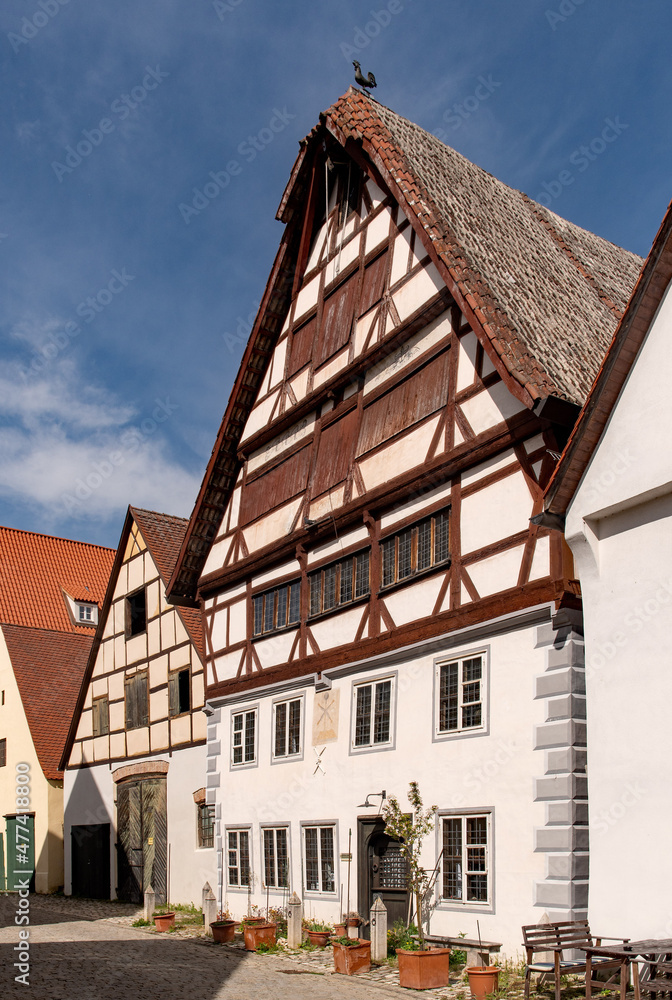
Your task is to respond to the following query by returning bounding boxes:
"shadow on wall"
[63,767,114,899]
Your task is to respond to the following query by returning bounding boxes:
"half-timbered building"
[61,507,215,904]
[168,89,642,951]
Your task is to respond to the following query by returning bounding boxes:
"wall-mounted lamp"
[357,789,386,808]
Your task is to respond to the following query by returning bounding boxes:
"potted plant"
[332,935,372,975]
[333,919,346,937]
[303,919,333,946]
[383,782,451,990]
[153,909,176,932]
[345,911,361,929]
[242,917,277,951]
[210,911,237,943]
[465,965,500,999]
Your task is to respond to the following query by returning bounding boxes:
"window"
[273,698,301,759]
[232,709,256,766]
[0,738,6,767]
[353,677,393,748]
[263,827,289,889]
[125,671,148,729]
[169,668,190,716]
[76,602,97,625]
[227,829,251,886]
[126,589,147,637]
[197,803,215,848]
[309,550,370,616]
[381,508,450,588]
[303,825,336,894]
[442,814,490,904]
[253,580,300,637]
[437,654,485,735]
[92,696,109,737]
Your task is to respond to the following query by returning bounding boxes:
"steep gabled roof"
[167,88,642,605]
[544,198,672,516]
[59,506,204,771]
[3,625,91,781]
[0,526,114,632]
[131,507,203,656]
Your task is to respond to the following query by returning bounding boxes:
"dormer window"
[75,602,98,626]
[126,589,147,637]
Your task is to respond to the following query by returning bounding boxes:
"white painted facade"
[564,277,672,938]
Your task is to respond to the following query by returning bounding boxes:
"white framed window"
[436,653,486,736]
[273,697,302,760]
[231,708,257,767]
[227,828,251,887]
[262,827,289,889]
[303,824,336,894]
[76,602,98,624]
[441,813,490,905]
[352,675,395,749]
[197,803,215,849]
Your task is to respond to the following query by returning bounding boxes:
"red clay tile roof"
[0,526,114,633]
[3,625,92,780]
[166,88,643,604]
[131,508,203,657]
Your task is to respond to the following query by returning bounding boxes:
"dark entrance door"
[116,778,167,903]
[357,817,409,939]
[71,824,110,898]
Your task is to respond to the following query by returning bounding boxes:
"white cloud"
[0,351,200,523]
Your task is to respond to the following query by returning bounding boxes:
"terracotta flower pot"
[333,923,346,937]
[466,965,500,999]
[210,919,236,943]
[305,929,331,946]
[243,921,277,951]
[396,947,451,990]
[333,938,371,975]
[153,911,176,932]
[346,916,360,927]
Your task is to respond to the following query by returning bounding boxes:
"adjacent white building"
[543,200,672,938]
[168,89,642,953]
[62,507,216,905]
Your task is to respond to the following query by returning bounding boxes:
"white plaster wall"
[208,616,550,955]
[63,743,215,905]
[565,279,672,938]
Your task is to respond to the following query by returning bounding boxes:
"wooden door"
[5,815,35,892]
[116,779,167,903]
[357,818,409,938]
[71,824,110,898]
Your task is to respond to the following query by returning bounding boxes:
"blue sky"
[1,0,669,549]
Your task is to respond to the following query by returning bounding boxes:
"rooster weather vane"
[353,61,377,93]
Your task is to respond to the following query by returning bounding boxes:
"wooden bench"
[639,958,672,996]
[414,934,502,967]
[522,920,628,1000]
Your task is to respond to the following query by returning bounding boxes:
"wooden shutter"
[316,271,358,367]
[357,350,450,455]
[168,673,178,717]
[311,408,359,498]
[287,315,317,379]
[240,444,312,524]
[359,250,388,316]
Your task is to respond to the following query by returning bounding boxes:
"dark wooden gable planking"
[240,444,312,525]
[310,406,359,499]
[315,269,360,367]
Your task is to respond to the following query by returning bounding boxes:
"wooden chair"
[639,958,672,997]
[522,920,627,1000]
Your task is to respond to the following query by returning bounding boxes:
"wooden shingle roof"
[167,88,642,605]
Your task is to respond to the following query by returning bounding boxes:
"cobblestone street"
[0,894,470,1000]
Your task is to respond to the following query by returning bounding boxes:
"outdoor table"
[583,940,672,1000]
